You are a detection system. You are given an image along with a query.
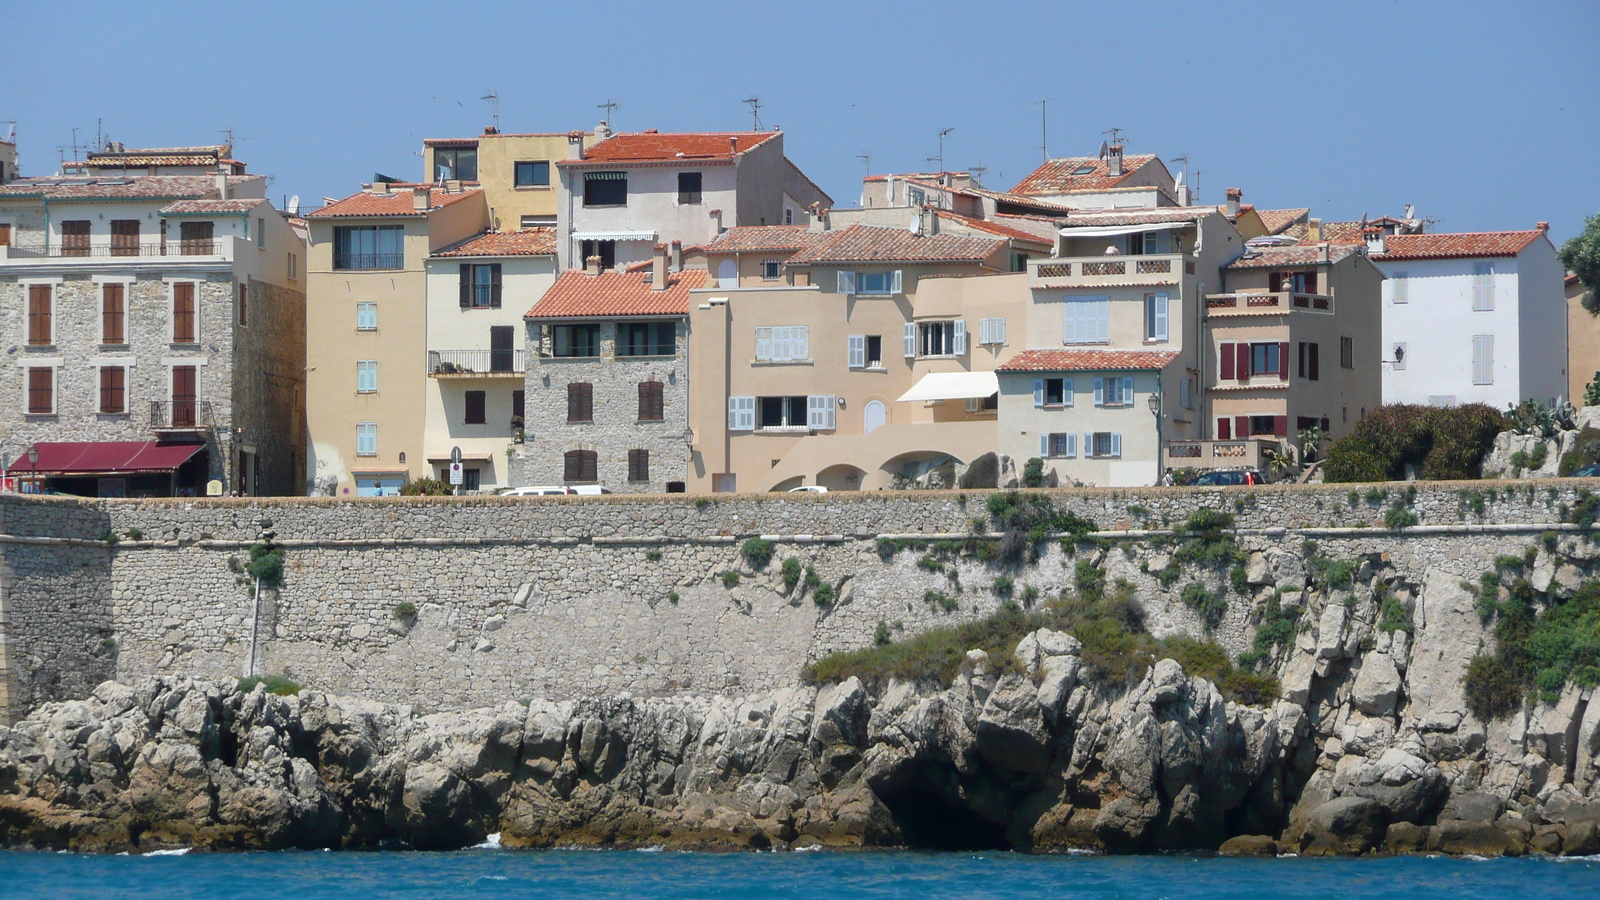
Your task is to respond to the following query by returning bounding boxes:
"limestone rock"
[1300,797,1386,856]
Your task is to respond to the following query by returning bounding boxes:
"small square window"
[678,172,702,204]
[762,260,781,281]
[514,160,550,187]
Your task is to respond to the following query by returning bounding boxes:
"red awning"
[11,441,205,476]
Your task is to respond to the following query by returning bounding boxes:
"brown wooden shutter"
[28,284,51,345]
[638,380,663,421]
[564,450,597,482]
[0,223,11,246]
[1278,342,1289,380]
[1219,342,1234,380]
[27,367,52,414]
[102,283,125,344]
[1236,344,1250,383]
[512,390,525,420]
[1274,415,1289,437]
[1235,415,1249,438]
[61,220,90,256]
[465,390,486,424]
[238,283,248,327]
[173,282,196,343]
[459,264,471,308]
[100,366,125,413]
[628,449,648,482]
[172,366,197,426]
[490,264,502,308]
[1309,342,1320,381]
[111,220,140,256]
[1216,417,1231,440]
[568,382,592,422]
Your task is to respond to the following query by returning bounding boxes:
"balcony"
[334,253,405,270]
[150,400,215,434]
[1205,291,1333,316]
[1,240,231,265]
[1164,438,1279,472]
[1028,253,1196,289]
[428,349,527,377]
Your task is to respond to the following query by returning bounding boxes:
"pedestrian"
[1162,467,1175,487]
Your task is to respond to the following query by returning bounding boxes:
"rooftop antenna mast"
[856,152,871,177]
[1102,126,1126,146]
[926,127,954,174]
[597,98,618,129]
[1190,170,1203,203]
[1034,99,1051,162]
[480,91,500,130]
[968,157,988,186]
[742,96,762,131]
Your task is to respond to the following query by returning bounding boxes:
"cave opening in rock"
[875,764,1013,851]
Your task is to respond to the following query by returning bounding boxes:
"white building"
[1372,226,1567,408]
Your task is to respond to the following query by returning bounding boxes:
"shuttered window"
[1472,263,1495,311]
[1472,335,1494,385]
[564,449,598,482]
[1063,295,1110,344]
[99,366,126,414]
[638,380,664,421]
[0,223,11,246]
[807,395,837,430]
[1095,376,1134,407]
[111,219,140,256]
[848,335,866,368]
[628,449,649,483]
[459,263,502,309]
[27,367,53,414]
[355,423,377,456]
[567,382,593,422]
[978,317,1007,345]
[464,390,486,425]
[356,302,378,331]
[172,282,197,343]
[837,270,856,294]
[1391,272,1409,304]
[237,283,248,327]
[102,283,126,344]
[754,325,809,362]
[728,396,756,431]
[1040,433,1077,458]
[357,360,377,393]
[61,220,90,256]
[1144,292,1168,341]
[28,284,52,345]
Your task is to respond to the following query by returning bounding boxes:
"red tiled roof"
[705,225,833,254]
[306,185,482,218]
[1228,243,1363,269]
[934,211,1054,245]
[558,131,780,166]
[1058,207,1213,228]
[160,198,263,215]
[1011,154,1160,195]
[1256,208,1310,235]
[1373,231,1545,261]
[526,267,708,319]
[0,175,258,201]
[997,349,1181,373]
[434,229,556,257]
[786,223,1004,265]
[1282,220,1365,243]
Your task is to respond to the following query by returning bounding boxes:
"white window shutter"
[755,327,772,361]
[1040,433,1049,457]
[1093,377,1104,406]
[1112,432,1123,458]
[890,269,902,293]
[995,317,1006,345]
[1067,433,1077,458]
[730,396,755,430]
[1063,377,1074,406]
[838,270,856,295]
[794,325,809,360]
[848,335,865,368]
[825,396,836,429]
[904,323,916,358]
[953,320,967,355]
[1063,302,1078,344]
[1084,433,1093,457]
[808,395,835,429]
[1154,292,1168,340]
[1033,378,1044,407]
[1123,376,1134,404]
[1096,297,1110,343]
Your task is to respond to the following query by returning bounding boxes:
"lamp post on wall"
[26,446,39,494]
[1,451,9,493]
[1147,389,1163,486]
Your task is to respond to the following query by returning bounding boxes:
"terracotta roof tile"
[997,349,1181,373]
[434,229,556,257]
[1373,231,1545,261]
[160,198,263,215]
[558,131,780,166]
[526,267,707,319]
[1228,243,1363,269]
[1011,154,1160,195]
[1256,208,1310,235]
[705,226,832,254]
[1057,207,1213,228]
[306,185,482,218]
[1282,220,1365,243]
[0,174,258,201]
[934,211,1055,245]
[786,223,1004,265]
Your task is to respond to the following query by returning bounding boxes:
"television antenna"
[742,96,763,131]
[481,91,500,130]
[1033,99,1050,162]
[1101,126,1126,146]
[968,157,988,185]
[926,127,954,173]
[855,152,871,176]
[597,98,619,129]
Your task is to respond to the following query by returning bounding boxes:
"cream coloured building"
[422,130,596,232]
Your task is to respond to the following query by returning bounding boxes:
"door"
[717,259,737,287]
[490,325,515,373]
[171,366,197,427]
[863,400,887,434]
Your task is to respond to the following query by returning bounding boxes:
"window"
[1179,376,1194,409]
[617,321,676,356]
[1012,253,1029,272]
[965,394,999,412]
[1472,263,1495,311]
[356,302,378,331]
[1144,292,1169,341]
[514,160,550,187]
[865,335,882,367]
[979,317,1007,346]
[27,284,52,345]
[238,283,248,327]
[257,217,266,251]
[333,225,404,269]
[1250,343,1283,378]
[521,214,556,229]
[1391,271,1408,303]
[26,367,53,414]
[907,188,925,206]
[728,396,756,431]
[1041,433,1077,458]
[1429,395,1458,407]
[756,395,834,429]
[552,324,600,357]
[99,366,125,414]
[172,282,197,343]
[564,450,599,483]
[1088,432,1122,459]
[101,283,126,344]
[848,335,886,368]
[917,320,966,357]
[111,220,140,256]
[464,390,486,425]
[1216,417,1232,440]
[512,390,525,420]
[433,146,477,181]
[1270,271,1318,294]
[628,449,649,483]
[755,325,810,362]
[489,325,515,373]
[179,221,214,255]
[579,239,616,269]
[171,366,198,426]
[357,360,377,393]
[857,270,901,295]
[1340,336,1354,369]
[762,260,781,281]
[1063,295,1110,344]
[1222,341,1288,380]
[355,423,377,456]
[638,380,665,421]
[1297,342,1320,380]
[1096,376,1133,407]
[459,263,502,309]
[288,252,299,280]
[1033,377,1074,407]
[1472,335,1494,385]
[677,172,702,204]
[1248,415,1287,437]
[61,220,90,257]
[583,171,627,206]
[0,223,10,246]
[567,382,593,422]
[784,208,794,226]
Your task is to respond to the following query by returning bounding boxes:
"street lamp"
[26,446,39,495]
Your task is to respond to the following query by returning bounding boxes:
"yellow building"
[422,130,595,232]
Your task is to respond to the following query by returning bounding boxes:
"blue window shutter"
[1112,432,1122,458]
[1063,377,1074,406]
[903,323,916,358]
[1084,433,1093,457]
[848,335,865,367]
[1067,433,1077,458]
[1094,377,1104,406]
[1033,379,1044,407]
[1123,376,1134,404]
[953,320,967,355]
[1040,433,1049,457]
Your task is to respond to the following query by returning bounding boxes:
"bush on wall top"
[1324,403,1506,483]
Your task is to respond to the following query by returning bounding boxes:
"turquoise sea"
[1,849,1596,899]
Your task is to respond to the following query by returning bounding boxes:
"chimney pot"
[1225,187,1242,218]
[652,244,669,290]
[1317,242,1331,264]
[729,136,738,153]
[411,187,431,211]
[368,182,387,195]
[1537,221,1550,233]
[585,255,602,276]
[567,132,586,160]
[669,240,682,272]
[709,209,724,233]
[216,169,229,200]
[1106,144,1124,178]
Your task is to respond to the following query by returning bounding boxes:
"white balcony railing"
[1205,291,1333,316]
[1028,253,1196,289]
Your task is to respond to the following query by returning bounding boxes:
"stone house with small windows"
[0,144,305,496]
[521,247,702,492]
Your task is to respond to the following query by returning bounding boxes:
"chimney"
[411,187,431,211]
[652,243,669,290]
[215,169,229,200]
[669,240,682,272]
[1308,218,1322,242]
[1225,187,1242,218]
[368,181,387,195]
[1175,182,1190,206]
[1363,225,1385,255]
[819,208,832,232]
[585,255,602,276]
[709,208,723,233]
[729,136,739,155]
[445,179,462,194]
[1106,144,1124,178]
[1317,241,1331,264]
[1537,221,1550,234]
[919,205,938,237]
[567,131,586,160]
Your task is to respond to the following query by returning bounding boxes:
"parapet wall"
[0,481,1592,720]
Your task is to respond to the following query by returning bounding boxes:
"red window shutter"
[1236,344,1250,383]
[1309,342,1320,381]
[1279,342,1289,379]
[1235,416,1249,438]
[1274,415,1289,437]
[1219,342,1235,380]
[1217,417,1231,440]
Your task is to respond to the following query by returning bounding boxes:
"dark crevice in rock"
[874,762,1012,851]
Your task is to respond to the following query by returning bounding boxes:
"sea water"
[1,848,1595,899]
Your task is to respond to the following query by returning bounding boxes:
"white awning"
[1056,221,1187,238]
[896,371,1000,402]
[570,231,657,241]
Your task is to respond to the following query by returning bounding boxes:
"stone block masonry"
[0,479,1595,720]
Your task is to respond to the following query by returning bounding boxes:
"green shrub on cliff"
[246,542,284,586]
[1464,571,1600,719]
[237,675,301,696]
[1559,428,1600,476]
[1323,403,1506,483]
[739,537,775,569]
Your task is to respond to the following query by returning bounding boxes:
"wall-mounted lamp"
[1147,393,1160,415]
[682,426,695,447]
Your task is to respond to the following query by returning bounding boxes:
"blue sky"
[6,0,1597,240]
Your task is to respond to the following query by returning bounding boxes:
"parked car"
[1191,469,1263,486]
[570,485,614,495]
[1568,463,1600,478]
[500,485,574,496]
[787,485,829,493]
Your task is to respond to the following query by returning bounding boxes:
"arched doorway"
[717,259,737,288]
[863,400,887,434]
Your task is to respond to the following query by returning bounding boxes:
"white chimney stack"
[669,240,682,272]
[1225,188,1242,218]
[216,169,229,200]
[652,243,669,291]
[1106,145,1124,178]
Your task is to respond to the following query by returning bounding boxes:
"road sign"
[449,462,464,485]
[451,446,463,464]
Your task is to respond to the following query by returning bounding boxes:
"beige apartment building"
[1571,272,1597,404]
[422,130,596,231]
[303,183,487,496]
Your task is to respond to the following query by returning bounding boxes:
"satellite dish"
[287,195,300,215]
[909,215,923,236]
[1404,204,1415,220]
[1174,172,1185,187]
[1098,140,1109,159]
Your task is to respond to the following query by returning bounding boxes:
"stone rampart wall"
[0,481,1593,720]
